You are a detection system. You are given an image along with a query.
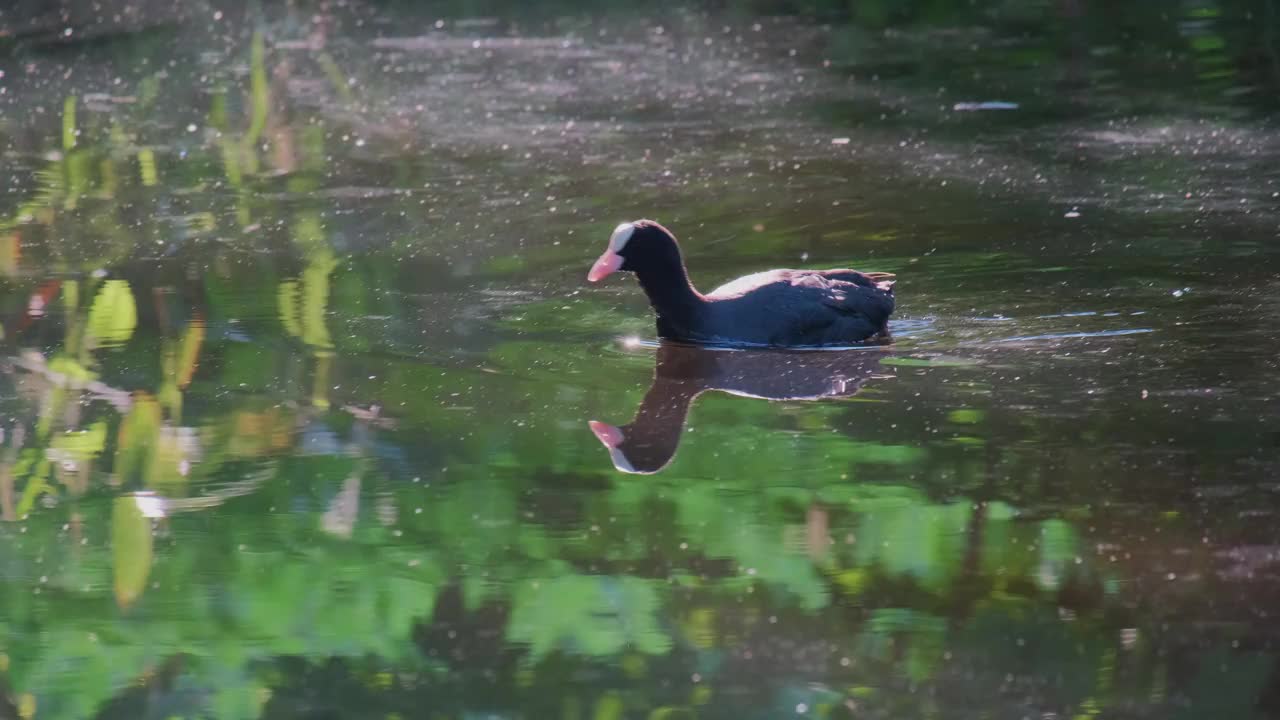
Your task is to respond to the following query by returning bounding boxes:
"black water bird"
[587,220,896,347]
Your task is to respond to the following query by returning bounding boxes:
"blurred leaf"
[278,280,303,338]
[948,409,984,424]
[833,568,868,597]
[243,31,269,150]
[1036,519,1079,591]
[221,137,244,188]
[86,280,137,347]
[649,709,696,720]
[116,394,162,486]
[112,496,153,608]
[593,691,624,720]
[209,87,229,131]
[47,355,94,384]
[14,458,51,517]
[137,148,157,187]
[62,96,77,152]
[0,233,19,277]
[48,421,108,474]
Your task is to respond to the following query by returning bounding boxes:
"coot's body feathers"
[703,269,895,346]
[587,220,896,347]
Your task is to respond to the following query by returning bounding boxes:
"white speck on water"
[953,101,1019,111]
[186,123,197,133]
[1121,628,1139,649]
[831,137,850,145]
[1064,207,1081,218]
[796,704,808,714]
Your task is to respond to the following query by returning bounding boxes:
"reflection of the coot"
[590,341,887,474]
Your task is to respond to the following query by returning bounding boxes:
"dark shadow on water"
[589,340,886,473]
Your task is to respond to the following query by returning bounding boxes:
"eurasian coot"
[587,220,896,347]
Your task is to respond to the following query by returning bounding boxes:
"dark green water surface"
[2,1,1280,717]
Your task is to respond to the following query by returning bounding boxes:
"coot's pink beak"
[588,420,625,448]
[587,251,624,282]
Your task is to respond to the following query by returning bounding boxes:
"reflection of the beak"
[587,420,640,474]
[588,420,624,448]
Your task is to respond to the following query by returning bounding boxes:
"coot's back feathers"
[705,269,894,346]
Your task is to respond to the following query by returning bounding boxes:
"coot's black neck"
[630,246,706,340]
[617,378,702,473]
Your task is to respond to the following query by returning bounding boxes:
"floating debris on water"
[953,101,1019,111]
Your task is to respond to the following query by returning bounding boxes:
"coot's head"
[587,419,675,474]
[587,220,682,282]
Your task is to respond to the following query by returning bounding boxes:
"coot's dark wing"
[702,269,895,346]
[816,269,896,291]
[791,272,895,344]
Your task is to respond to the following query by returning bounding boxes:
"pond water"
[2,1,1280,717]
